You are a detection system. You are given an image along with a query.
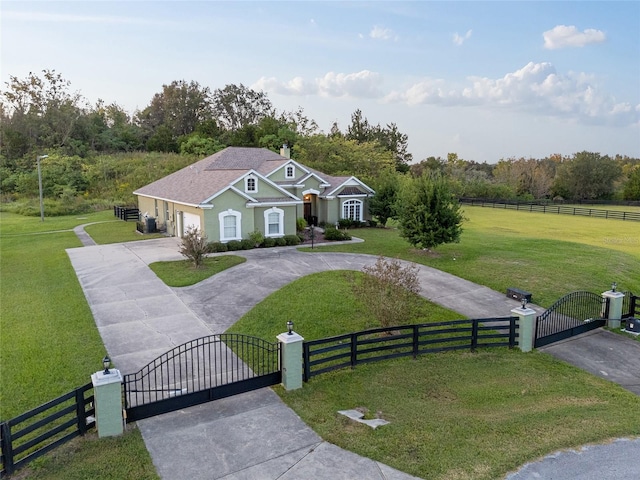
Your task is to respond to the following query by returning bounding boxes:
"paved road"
[67,235,640,479]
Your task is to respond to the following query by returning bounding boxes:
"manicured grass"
[305,207,640,307]
[0,210,158,478]
[149,255,246,287]
[17,426,159,480]
[0,210,113,234]
[84,220,165,244]
[226,271,464,340]
[228,269,640,480]
[0,230,105,419]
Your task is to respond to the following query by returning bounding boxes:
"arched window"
[342,199,363,222]
[264,207,284,237]
[218,209,241,242]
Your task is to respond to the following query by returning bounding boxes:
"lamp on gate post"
[102,355,111,375]
[37,155,48,222]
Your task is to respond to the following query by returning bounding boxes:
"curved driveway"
[67,236,639,480]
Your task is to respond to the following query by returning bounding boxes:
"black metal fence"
[0,383,95,477]
[459,198,640,222]
[303,317,517,381]
[622,292,638,319]
[113,205,140,221]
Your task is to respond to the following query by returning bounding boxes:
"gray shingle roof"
[133,146,373,206]
[134,147,290,205]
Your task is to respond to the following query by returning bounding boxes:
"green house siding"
[267,164,298,182]
[302,177,322,191]
[252,205,297,236]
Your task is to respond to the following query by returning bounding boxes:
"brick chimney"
[280,144,290,159]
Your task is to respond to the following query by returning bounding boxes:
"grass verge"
[149,255,246,287]
[13,426,159,480]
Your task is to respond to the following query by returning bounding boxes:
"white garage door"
[182,212,201,236]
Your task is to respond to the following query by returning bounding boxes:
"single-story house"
[133,146,375,241]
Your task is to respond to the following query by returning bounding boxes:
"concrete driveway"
[67,236,640,479]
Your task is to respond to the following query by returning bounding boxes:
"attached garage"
[181,211,201,237]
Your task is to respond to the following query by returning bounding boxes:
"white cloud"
[255,63,638,127]
[387,62,638,126]
[253,70,384,99]
[370,25,395,41]
[453,29,472,46]
[543,25,606,50]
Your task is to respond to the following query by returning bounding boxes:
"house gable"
[266,160,310,183]
[229,170,300,204]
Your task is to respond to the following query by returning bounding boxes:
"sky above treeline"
[2,1,639,163]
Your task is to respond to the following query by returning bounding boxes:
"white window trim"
[245,175,258,193]
[218,209,242,242]
[341,199,363,222]
[285,165,295,179]
[263,207,284,237]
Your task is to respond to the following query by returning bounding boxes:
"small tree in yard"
[179,226,208,268]
[397,172,463,251]
[354,256,421,328]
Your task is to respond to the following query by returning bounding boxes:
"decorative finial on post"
[287,320,294,335]
[611,282,617,293]
[521,297,527,309]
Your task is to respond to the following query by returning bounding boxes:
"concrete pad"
[539,329,640,395]
[279,442,421,480]
[139,392,321,480]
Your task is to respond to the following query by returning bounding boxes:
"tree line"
[1,69,639,218]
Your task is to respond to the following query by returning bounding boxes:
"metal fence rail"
[459,199,640,222]
[303,317,517,381]
[0,383,95,477]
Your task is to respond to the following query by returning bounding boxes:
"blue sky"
[2,1,639,163]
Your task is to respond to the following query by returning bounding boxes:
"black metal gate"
[123,334,281,422]
[534,291,608,348]
[622,291,638,319]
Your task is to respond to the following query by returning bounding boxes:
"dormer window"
[285,165,295,179]
[245,175,257,193]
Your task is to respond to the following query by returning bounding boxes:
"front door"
[304,202,312,224]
